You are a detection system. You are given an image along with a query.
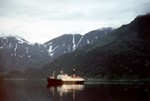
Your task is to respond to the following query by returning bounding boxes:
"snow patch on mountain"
[72,34,77,51]
[48,45,58,57]
[87,39,90,44]
[0,38,7,48]
[48,46,53,53]
[46,42,52,45]
[9,43,12,48]
[76,35,84,47]
[0,46,3,49]
[105,31,107,35]
[62,42,65,46]
[95,36,97,39]
[16,37,27,44]
[14,43,17,52]
[26,47,28,53]
[68,44,71,52]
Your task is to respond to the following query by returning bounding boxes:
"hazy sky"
[0,0,150,43]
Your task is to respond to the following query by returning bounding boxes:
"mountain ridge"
[0,27,113,74]
[1,14,149,79]
[40,14,150,79]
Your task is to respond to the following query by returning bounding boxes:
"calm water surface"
[0,80,149,101]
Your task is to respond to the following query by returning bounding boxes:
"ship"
[47,69,85,85]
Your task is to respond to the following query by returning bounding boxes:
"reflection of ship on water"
[47,84,84,100]
[57,84,84,93]
[47,69,85,85]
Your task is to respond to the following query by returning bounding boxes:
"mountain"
[0,28,113,75]
[41,14,150,79]
[0,36,50,73]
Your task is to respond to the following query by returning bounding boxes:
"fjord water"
[0,80,149,101]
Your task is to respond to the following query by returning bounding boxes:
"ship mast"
[52,70,55,79]
[73,68,76,77]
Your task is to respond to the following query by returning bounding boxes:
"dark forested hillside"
[41,14,150,79]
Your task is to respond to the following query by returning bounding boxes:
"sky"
[0,0,150,43]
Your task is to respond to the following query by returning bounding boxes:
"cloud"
[0,0,150,43]
[1,0,150,21]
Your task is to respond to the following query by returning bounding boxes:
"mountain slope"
[41,14,150,79]
[0,28,113,74]
[0,36,51,72]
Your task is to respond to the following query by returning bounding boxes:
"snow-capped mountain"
[43,34,82,58]
[0,27,113,73]
[0,36,50,72]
